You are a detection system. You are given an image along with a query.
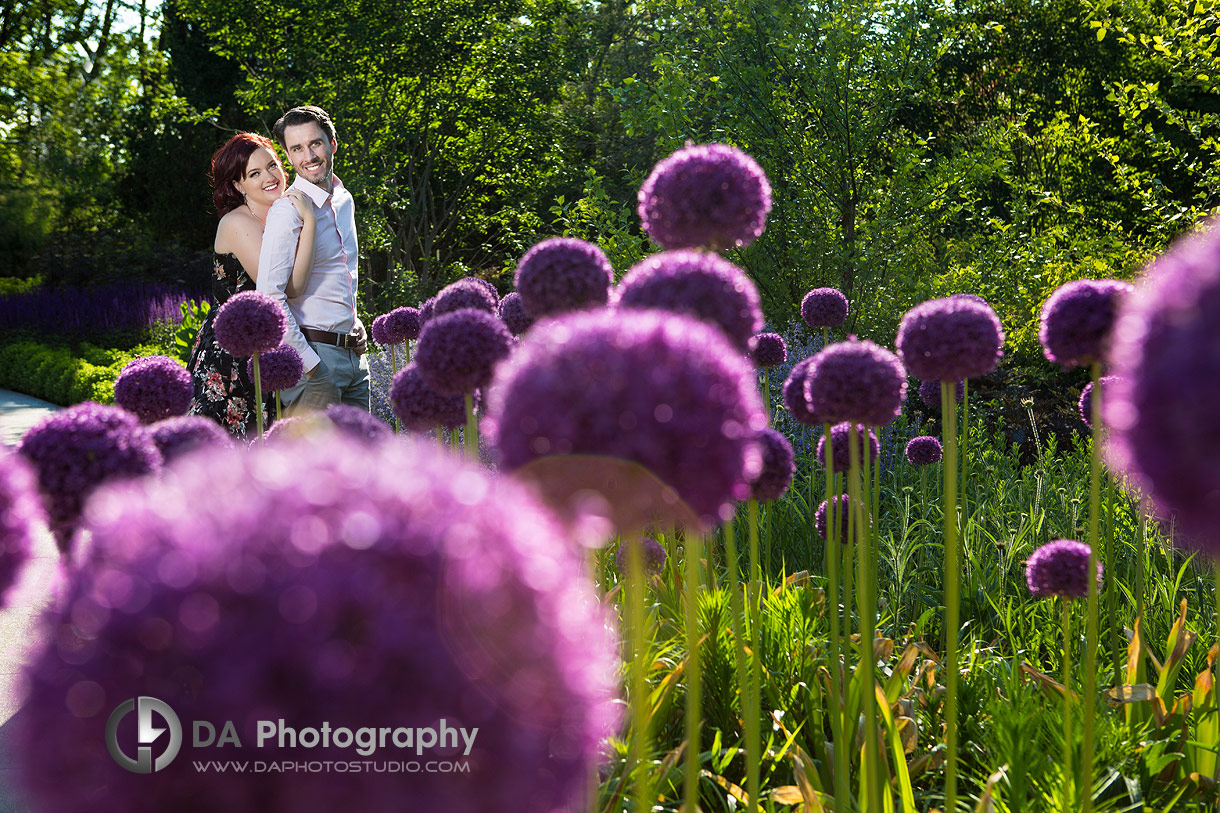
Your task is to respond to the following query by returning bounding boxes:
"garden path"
[0,391,57,449]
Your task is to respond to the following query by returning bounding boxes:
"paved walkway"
[0,390,58,448]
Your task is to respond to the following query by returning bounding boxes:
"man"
[258,104,369,415]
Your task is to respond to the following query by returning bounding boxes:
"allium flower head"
[748,332,786,368]
[1026,539,1100,600]
[16,403,161,553]
[805,339,907,427]
[905,436,943,466]
[390,364,474,431]
[815,494,865,545]
[637,143,771,251]
[1040,279,1134,368]
[16,435,617,813]
[212,290,287,357]
[614,537,668,577]
[748,428,795,503]
[917,378,964,410]
[514,238,614,319]
[434,278,499,318]
[384,306,423,343]
[1079,376,1121,429]
[781,358,827,427]
[801,288,849,329]
[113,355,193,424]
[416,308,514,396]
[817,422,879,472]
[371,313,391,346]
[148,416,232,463]
[614,249,763,351]
[484,308,766,529]
[897,297,1004,381]
[499,292,534,336]
[952,293,989,306]
[419,296,436,326]
[1106,221,1220,549]
[247,344,303,392]
[0,450,39,607]
[324,404,393,443]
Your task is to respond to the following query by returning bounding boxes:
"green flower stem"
[275,391,282,423]
[824,427,849,807]
[1062,597,1074,811]
[850,424,882,812]
[746,499,762,813]
[464,393,478,460]
[1214,561,1220,784]
[252,355,265,444]
[1082,362,1102,813]
[942,379,961,813]
[962,380,970,541]
[624,539,653,813]
[435,423,444,447]
[683,531,704,813]
[920,466,928,517]
[723,521,756,813]
[1136,510,1146,619]
[390,345,401,434]
[762,369,772,426]
[1106,472,1119,688]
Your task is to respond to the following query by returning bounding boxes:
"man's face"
[283,122,336,189]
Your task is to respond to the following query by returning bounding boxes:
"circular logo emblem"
[105,696,183,774]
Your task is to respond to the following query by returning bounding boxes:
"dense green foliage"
[0,339,167,405]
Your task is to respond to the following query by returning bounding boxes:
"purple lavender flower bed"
[0,280,205,340]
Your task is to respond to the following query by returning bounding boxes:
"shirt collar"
[291,173,345,206]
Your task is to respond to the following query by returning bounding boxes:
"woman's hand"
[285,189,316,224]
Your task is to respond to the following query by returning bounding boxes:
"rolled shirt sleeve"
[257,198,320,373]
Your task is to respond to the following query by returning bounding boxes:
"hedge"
[0,340,165,406]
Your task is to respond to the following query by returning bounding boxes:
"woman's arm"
[214,211,264,284]
[285,190,316,298]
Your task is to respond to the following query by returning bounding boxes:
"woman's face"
[233,147,285,208]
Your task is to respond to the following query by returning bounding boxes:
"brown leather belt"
[301,327,359,350]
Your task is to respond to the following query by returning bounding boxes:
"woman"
[187,132,316,439]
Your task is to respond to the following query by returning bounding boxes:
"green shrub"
[0,340,166,406]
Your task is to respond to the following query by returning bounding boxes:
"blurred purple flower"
[385,307,422,343]
[816,422,878,472]
[416,309,514,396]
[748,332,786,368]
[614,537,668,577]
[434,278,499,318]
[952,293,989,306]
[212,291,286,357]
[805,339,907,427]
[897,297,1004,381]
[419,297,436,326]
[16,403,161,553]
[801,288,849,329]
[637,143,771,251]
[1106,222,1220,549]
[749,428,795,503]
[0,450,39,607]
[247,345,303,392]
[781,358,826,427]
[371,314,391,346]
[1040,279,1134,368]
[815,494,864,545]
[514,238,613,318]
[324,404,393,443]
[114,355,193,424]
[613,249,763,351]
[17,435,618,813]
[1079,376,1121,429]
[484,309,766,527]
[905,436,943,466]
[499,292,535,336]
[148,416,232,463]
[917,378,964,410]
[390,364,473,431]
[1026,539,1100,599]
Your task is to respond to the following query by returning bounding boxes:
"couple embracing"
[187,105,370,439]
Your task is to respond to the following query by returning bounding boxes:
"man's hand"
[352,323,368,355]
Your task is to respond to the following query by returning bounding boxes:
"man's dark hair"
[273,105,337,149]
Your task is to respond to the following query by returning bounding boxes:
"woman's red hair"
[210,133,279,217]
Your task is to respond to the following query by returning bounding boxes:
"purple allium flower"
[384,306,422,343]
[419,296,436,326]
[371,313,391,346]
[905,436,943,466]
[1025,539,1100,600]
[1040,279,1134,368]
[748,428,795,503]
[211,290,287,358]
[804,339,907,427]
[324,404,393,443]
[897,297,1004,381]
[484,309,766,528]
[637,143,772,251]
[16,434,618,813]
[816,422,879,472]
[1106,222,1220,549]
[952,293,989,306]
[148,416,232,463]
[514,238,614,319]
[801,288,849,329]
[748,332,787,368]
[614,537,668,577]
[781,358,827,427]
[113,355,193,424]
[814,494,865,545]
[247,344,304,392]
[1079,376,1121,429]
[434,278,500,318]
[0,450,39,607]
[415,308,514,396]
[613,250,763,351]
[390,364,474,431]
[499,292,534,336]
[917,378,964,410]
[16,403,161,553]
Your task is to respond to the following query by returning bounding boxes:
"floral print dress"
[186,253,270,440]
